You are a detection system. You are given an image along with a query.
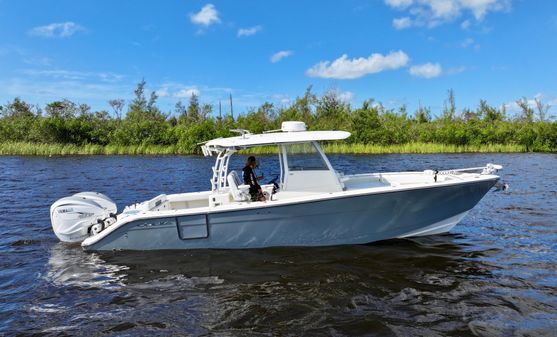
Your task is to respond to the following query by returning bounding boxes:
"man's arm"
[251,171,261,189]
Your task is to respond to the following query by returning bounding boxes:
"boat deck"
[125,171,482,216]
[341,174,390,190]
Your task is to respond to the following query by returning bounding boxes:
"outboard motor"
[50,192,117,243]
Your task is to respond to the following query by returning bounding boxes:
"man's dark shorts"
[250,191,264,201]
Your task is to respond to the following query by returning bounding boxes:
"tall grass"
[241,143,526,154]
[0,141,527,156]
[322,142,526,154]
[0,142,184,156]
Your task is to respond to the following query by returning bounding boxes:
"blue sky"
[1,0,556,118]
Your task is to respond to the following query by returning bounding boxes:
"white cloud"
[385,0,413,9]
[189,4,220,27]
[409,63,442,78]
[384,0,511,28]
[504,93,556,116]
[321,89,354,104]
[271,94,291,105]
[270,50,293,63]
[306,50,409,80]
[155,83,203,99]
[427,0,460,19]
[0,73,246,115]
[237,25,262,37]
[174,87,200,98]
[338,91,354,102]
[0,75,131,107]
[462,0,508,20]
[155,87,170,98]
[393,17,413,29]
[28,22,84,38]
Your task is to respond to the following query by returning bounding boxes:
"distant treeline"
[0,80,556,154]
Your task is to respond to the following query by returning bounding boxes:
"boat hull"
[83,178,497,251]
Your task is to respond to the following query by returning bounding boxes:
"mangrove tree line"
[0,80,555,154]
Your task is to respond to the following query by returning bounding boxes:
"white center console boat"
[50,121,502,251]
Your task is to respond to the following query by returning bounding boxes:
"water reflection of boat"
[46,243,227,290]
[84,235,484,287]
[47,234,493,287]
[50,121,502,251]
[46,243,126,289]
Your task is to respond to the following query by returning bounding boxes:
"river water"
[1,153,556,336]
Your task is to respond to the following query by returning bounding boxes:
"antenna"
[229,93,234,119]
[219,100,222,119]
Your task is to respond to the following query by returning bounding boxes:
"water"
[1,153,556,336]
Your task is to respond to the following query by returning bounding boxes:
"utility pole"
[218,100,222,119]
[229,93,234,119]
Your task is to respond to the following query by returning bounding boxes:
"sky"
[1,0,556,118]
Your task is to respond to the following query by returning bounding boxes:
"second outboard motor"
[50,192,117,243]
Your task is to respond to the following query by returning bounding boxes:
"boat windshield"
[284,142,329,171]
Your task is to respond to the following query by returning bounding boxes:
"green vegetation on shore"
[0,141,527,156]
[1,80,555,156]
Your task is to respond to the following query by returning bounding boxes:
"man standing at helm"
[243,156,266,202]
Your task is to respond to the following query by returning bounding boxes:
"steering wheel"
[267,175,280,194]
